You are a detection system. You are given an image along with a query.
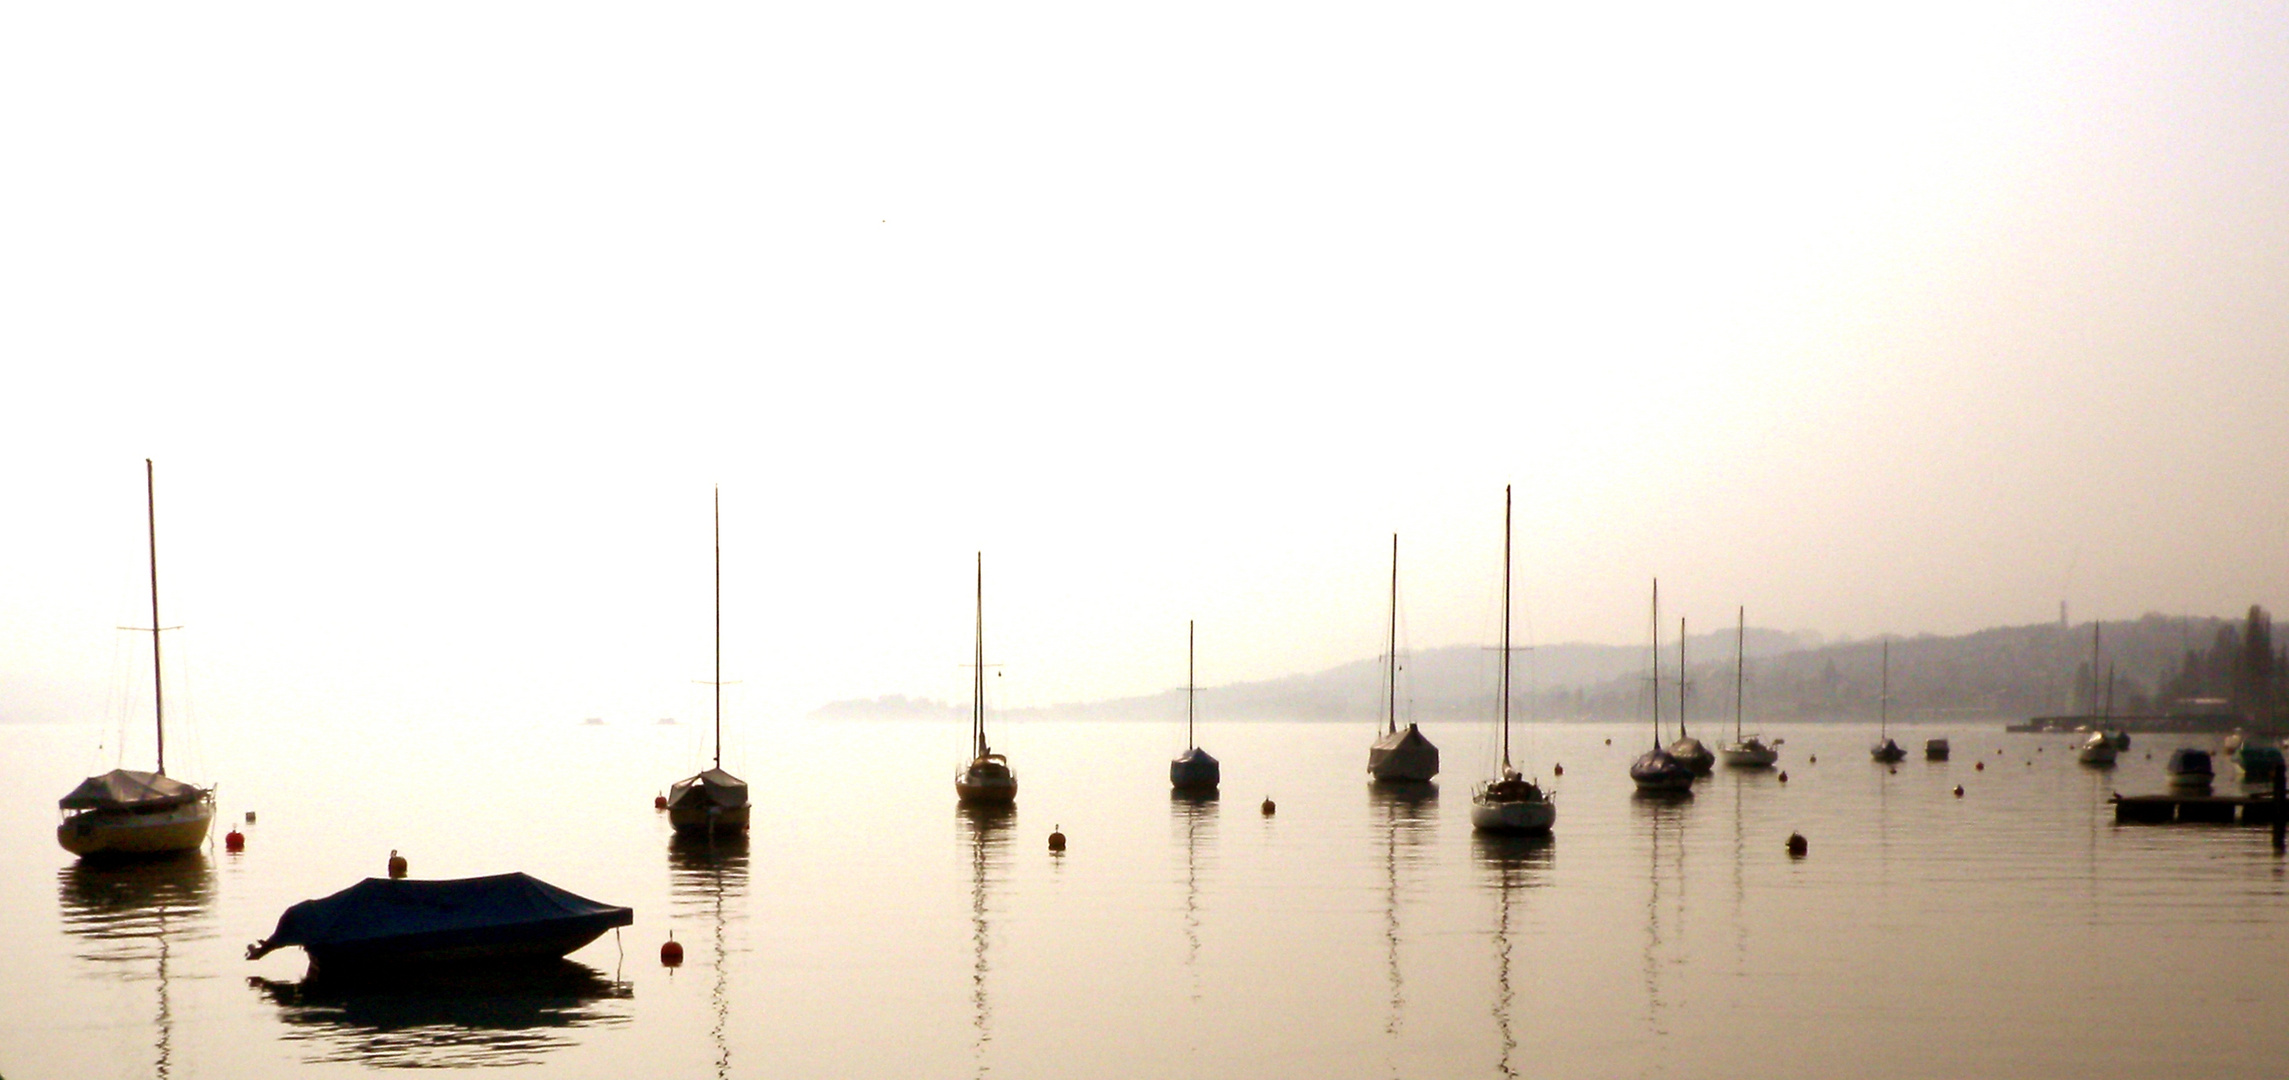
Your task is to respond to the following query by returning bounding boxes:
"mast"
[1880,640,1890,739]
[1678,616,1688,741]
[2090,621,2102,715]
[1734,606,1746,742]
[146,459,166,776]
[1386,534,1399,736]
[974,553,986,759]
[1649,579,1660,751]
[713,487,721,770]
[1500,486,1512,769]
[1187,620,1196,750]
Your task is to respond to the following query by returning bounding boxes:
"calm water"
[7,715,2288,1078]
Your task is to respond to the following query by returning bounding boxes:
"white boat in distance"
[1470,486,1555,834]
[1718,607,1780,769]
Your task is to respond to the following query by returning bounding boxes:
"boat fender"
[1786,832,1808,857]
[388,850,407,879]
[225,828,245,852]
[1048,826,1066,852]
[661,933,684,966]
[1261,797,1276,816]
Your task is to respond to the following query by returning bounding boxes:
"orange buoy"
[654,793,668,810]
[1777,770,1789,783]
[661,933,684,966]
[1953,785,1965,797]
[1260,797,1276,815]
[388,850,408,879]
[1787,832,1808,857]
[1552,763,1564,777]
[1048,826,1066,852]
[224,828,245,852]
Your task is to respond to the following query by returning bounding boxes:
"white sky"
[4,2,2286,730]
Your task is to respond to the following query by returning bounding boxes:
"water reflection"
[1171,790,1219,1003]
[1370,783,1436,1049]
[958,802,1014,1078]
[1633,791,1693,1038]
[58,854,215,1080]
[249,961,633,1068]
[1474,830,1551,1080]
[670,832,749,1080]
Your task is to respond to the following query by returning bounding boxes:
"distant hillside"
[812,614,2281,725]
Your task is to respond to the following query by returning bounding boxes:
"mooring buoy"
[1048,826,1066,852]
[225,828,245,852]
[1953,785,1965,797]
[1260,797,1276,815]
[1787,832,1808,857]
[387,849,408,879]
[661,933,683,966]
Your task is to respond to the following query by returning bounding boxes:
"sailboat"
[1629,580,1696,793]
[956,553,1018,803]
[1469,486,1555,834]
[666,489,749,835]
[57,460,216,859]
[1170,620,1221,791]
[1668,617,1714,773]
[1367,534,1437,783]
[1718,606,1779,768]
[1869,640,1905,762]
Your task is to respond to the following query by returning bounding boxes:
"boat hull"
[1631,749,1696,791]
[957,757,1018,803]
[1367,724,1440,782]
[1719,741,1778,768]
[2077,743,2118,766]
[1171,747,1221,791]
[57,799,214,859]
[1470,798,1555,834]
[668,802,751,835]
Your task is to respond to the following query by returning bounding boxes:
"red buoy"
[1975,761,1985,771]
[1048,826,1067,852]
[1261,797,1276,815]
[224,828,245,852]
[1552,763,1564,777]
[388,850,408,879]
[661,934,684,966]
[1953,785,1965,797]
[654,794,668,810]
[1777,770,1789,783]
[1787,832,1809,857]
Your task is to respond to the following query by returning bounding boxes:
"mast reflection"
[58,854,214,1080]
[959,801,1014,1078]
[671,830,750,1080]
[1171,789,1219,1002]
[1371,782,1436,1050]
[1633,791,1692,1037]
[1474,830,1552,1080]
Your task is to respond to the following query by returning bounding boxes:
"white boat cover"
[1368,724,1439,780]
[59,769,205,811]
[667,769,749,810]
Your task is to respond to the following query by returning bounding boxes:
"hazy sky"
[4,2,2286,733]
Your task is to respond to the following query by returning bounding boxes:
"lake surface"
[7,715,2286,1078]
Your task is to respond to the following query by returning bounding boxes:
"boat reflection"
[958,801,1014,1078]
[58,854,214,1080]
[1475,830,1551,1079]
[1633,789,1692,1037]
[670,831,749,1080]
[248,960,632,1068]
[1171,789,1220,1001]
[1371,783,1436,1046]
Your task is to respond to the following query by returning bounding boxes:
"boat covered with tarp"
[246,873,632,972]
[667,768,750,834]
[1369,723,1439,782]
[58,769,214,858]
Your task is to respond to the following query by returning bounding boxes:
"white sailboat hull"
[1719,741,1779,768]
[57,797,214,858]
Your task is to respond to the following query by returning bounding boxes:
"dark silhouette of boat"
[246,873,632,973]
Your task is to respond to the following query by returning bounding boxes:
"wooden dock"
[2112,793,2288,825]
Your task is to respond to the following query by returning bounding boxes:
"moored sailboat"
[1367,535,1438,783]
[1630,580,1695,793]
[956,554,1018,803]
[1668,617,1714,773]
[1170,620,1221,791]
[58,460,215,859]
[1470,486,1555,834]
[1869,641,1905,763]
[666,490,748,835]
[1718,606,1780,768]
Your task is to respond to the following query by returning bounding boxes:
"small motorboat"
[1925,738,1951,761]
[2076,731,2118,766]
[2166,748,2215,790]
[246,873,632,973]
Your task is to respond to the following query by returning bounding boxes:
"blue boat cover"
[249,873,631,959]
